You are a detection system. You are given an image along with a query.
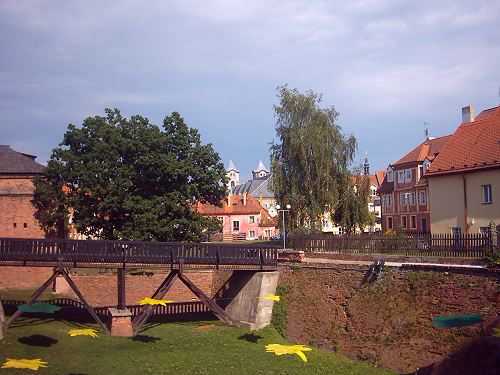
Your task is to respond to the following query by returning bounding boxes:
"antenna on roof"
[424,122,430,140]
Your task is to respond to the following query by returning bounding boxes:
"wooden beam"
[4,270,60,329]
[177,273,232,325]
[60,269,110,335]
[132,270,178,333]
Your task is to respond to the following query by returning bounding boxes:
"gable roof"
[375,170,386,187]
[0,145,45,175]
[196,194,267,216]
[427,105,500,176]
[392,135,452,167]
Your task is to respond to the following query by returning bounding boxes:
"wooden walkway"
[0,238,278,270]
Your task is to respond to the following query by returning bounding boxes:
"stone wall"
[278,264,498,373]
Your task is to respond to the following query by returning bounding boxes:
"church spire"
[364,152,370,175]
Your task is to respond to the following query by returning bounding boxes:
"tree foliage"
[34,109,225,241]
[270,85,371,232]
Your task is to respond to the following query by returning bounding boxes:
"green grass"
[0,318,395,374]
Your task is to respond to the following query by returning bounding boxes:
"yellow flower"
[138,297,174,306]
[2,358,48,370]
[68,328,99,338]
[257,294,280,301]
[265,344,312,362]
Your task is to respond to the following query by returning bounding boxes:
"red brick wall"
[0,266,54,290]
[57,271,214,307]
[0,176,45,238]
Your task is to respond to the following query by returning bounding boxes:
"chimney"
[462,105,475,123]
[243,192,247,206]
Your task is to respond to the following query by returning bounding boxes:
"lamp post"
[275,204,291,249]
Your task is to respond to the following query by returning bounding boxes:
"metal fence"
[290,231,497,258]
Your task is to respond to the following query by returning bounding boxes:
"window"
[387,194,392,207]
[400,193,406,206]
[217,217,224,223]
[249,216,255,224]
[418,191,426,205]
[249,230,256,238]
[424,159,431,171]
[410,215,416,229]
[405,169,412,182]
[387,169,393,182]
[409,192,416,206]
[13,223,17,228]
[398,171,405,183]
[481,184,492,204]
[387,217,393,229]
[452,227,462,236]
[232,221,240,231]
[371,187,377,196]
[23,223,28,228]
[401,216,407,228]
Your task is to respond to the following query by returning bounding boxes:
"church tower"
[226,160,240,190]
[252,160,270,180]
[364,153,370,175]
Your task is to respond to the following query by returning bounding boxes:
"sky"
[1,0,499,182]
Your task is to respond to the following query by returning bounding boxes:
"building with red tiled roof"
[425,105,500,234]
[195,193,277,240]
[379,134,451,233]
[0,145,45,238]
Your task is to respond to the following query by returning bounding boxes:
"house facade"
[426,105,500,234]
[230,160,276,217]
[195,193,277,240]
[0,145,45,238]
[379,135,451,233]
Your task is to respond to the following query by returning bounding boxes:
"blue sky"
[1,0,499,182]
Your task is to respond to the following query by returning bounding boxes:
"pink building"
[195,193,276,240]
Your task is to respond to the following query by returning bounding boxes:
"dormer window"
[423,158,431,173]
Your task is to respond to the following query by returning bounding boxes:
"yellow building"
[426,105,500,234]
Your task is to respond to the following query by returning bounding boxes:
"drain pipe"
[462,174,469,235]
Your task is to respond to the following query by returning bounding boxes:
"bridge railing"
[0,238,278,269]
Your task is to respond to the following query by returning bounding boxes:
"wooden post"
[117,268,126,310]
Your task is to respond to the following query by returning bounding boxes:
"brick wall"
[0,177,45,238]
[56,271,215,307]
[0,266,54,290]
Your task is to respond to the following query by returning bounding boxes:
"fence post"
[488,222,497,258]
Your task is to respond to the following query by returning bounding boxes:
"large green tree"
[270,85,371,232]
[33,109,225,241]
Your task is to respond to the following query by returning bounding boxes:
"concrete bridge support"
[218,271,279,330]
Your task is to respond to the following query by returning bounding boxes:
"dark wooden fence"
[2,299,210,317]
[290,232,495,258]
[0,238,278,270]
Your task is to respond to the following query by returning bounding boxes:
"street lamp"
[275,204,291,249]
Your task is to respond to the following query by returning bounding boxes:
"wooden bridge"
[0,238,279,336]
[0,238,278,270]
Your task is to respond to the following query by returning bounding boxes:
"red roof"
[427,106,500,175]
[196,194,272,220]
[375,170,386,187]
[392,135,452,167]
